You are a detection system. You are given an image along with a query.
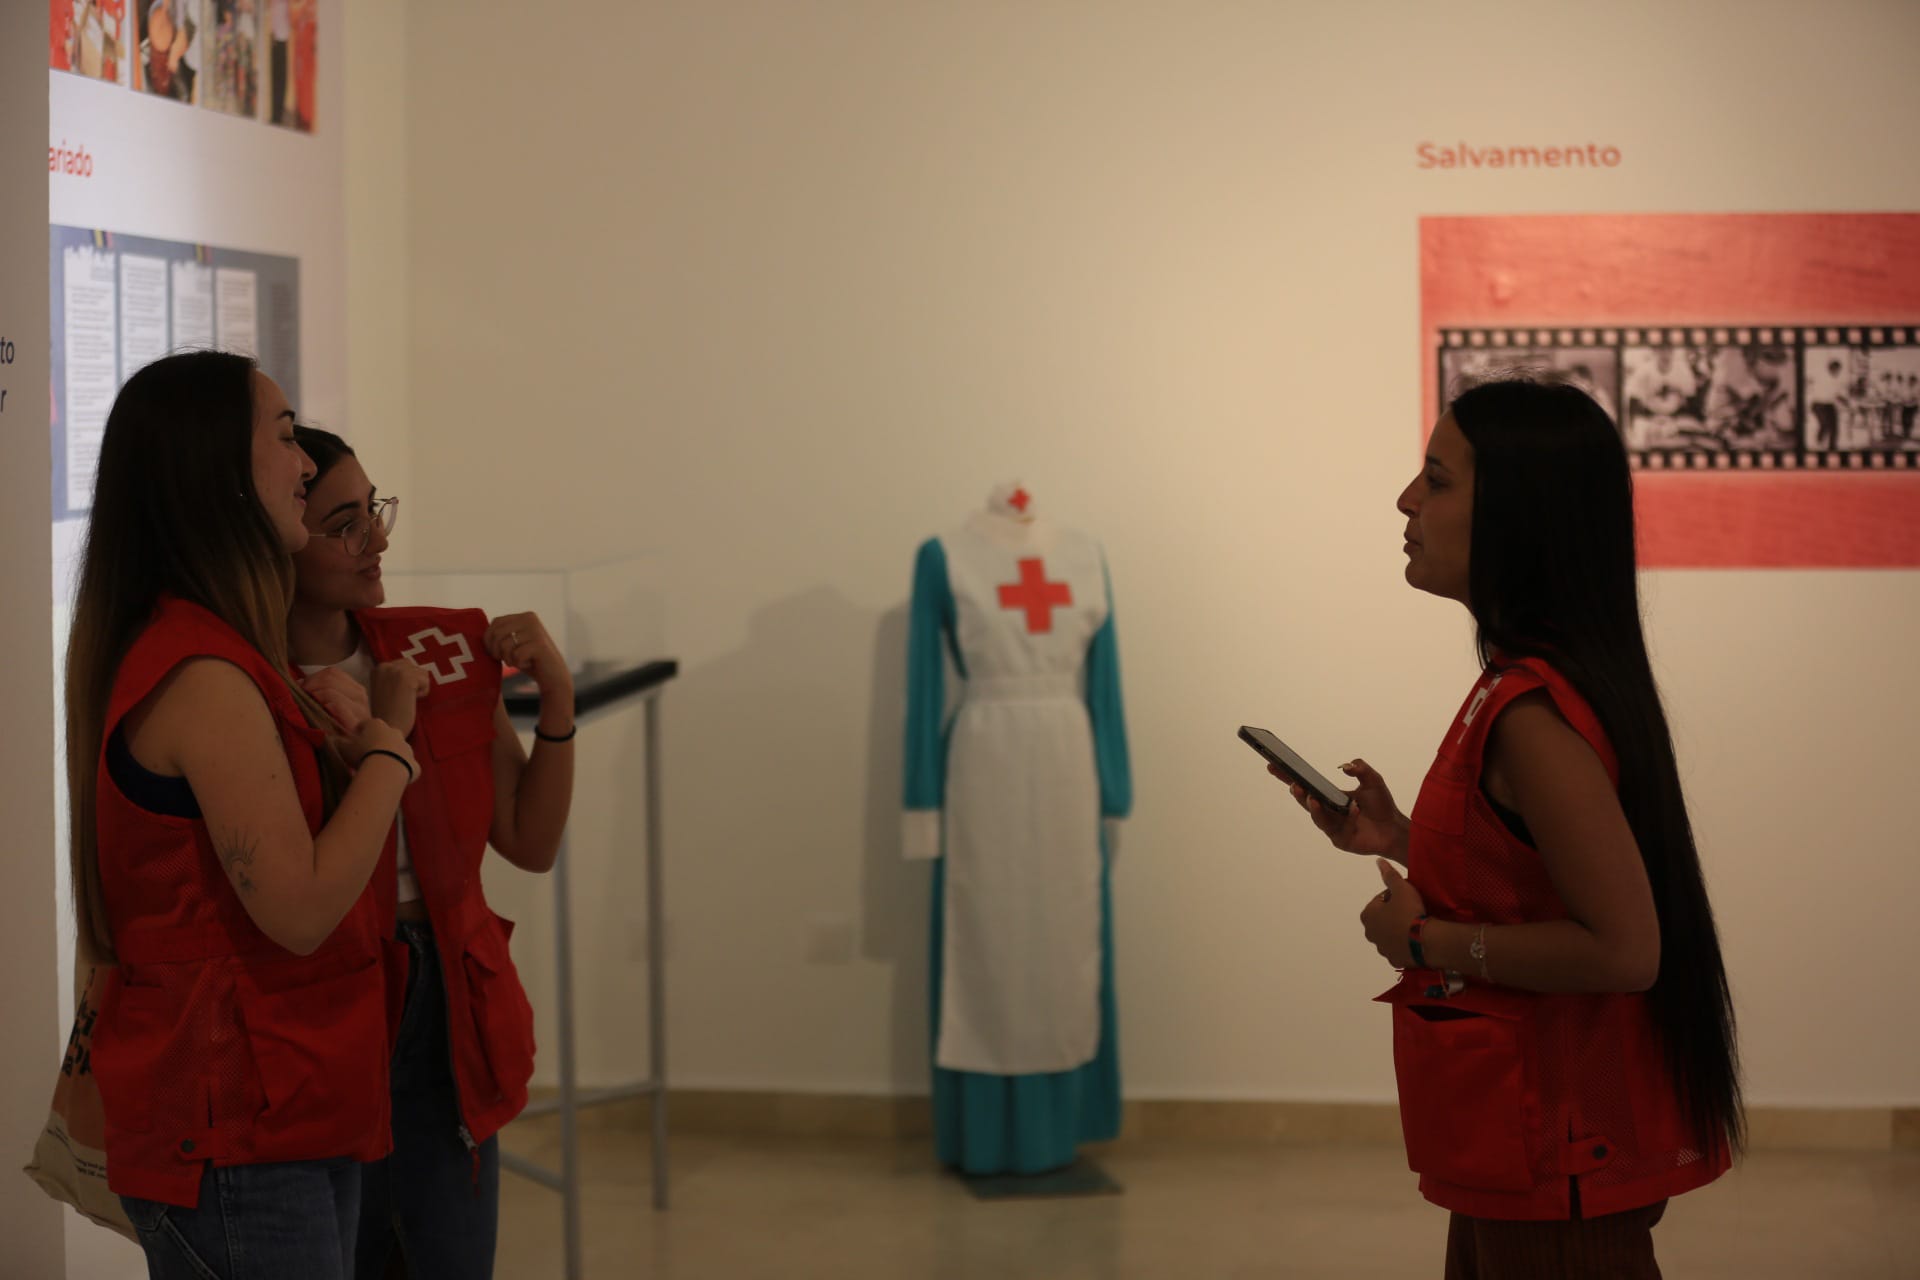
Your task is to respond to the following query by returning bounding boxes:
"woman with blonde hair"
[69,350,422,1279]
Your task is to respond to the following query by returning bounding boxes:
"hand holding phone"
[1243,728,1413,862]
[1238,726,1351,816]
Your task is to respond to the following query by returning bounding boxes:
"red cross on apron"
[997,557,1073,634]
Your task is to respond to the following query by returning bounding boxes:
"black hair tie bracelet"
[362,748,414,782]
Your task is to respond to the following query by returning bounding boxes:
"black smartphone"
[1238,725,1352,816]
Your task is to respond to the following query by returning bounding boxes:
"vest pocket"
[1410,770,1469,836]
[236,959,386,1148]
[422,693,497,759]
[1391,1000,1537,1191]
[92,980,178,1135]
[462,912,536,1104]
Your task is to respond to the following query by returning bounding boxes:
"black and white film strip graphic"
[1437,326,1920,471]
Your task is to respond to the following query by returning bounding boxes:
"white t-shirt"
[298,643,421,903]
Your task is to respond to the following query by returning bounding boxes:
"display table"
[501,658,678,1280]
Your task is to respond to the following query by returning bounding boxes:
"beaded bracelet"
[1407,914,1431,970]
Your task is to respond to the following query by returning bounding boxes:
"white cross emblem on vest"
[401,627,474,685]
[1458,674,1504,743]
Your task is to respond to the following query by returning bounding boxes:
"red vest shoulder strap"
[357,607,491,652]
[359,605,488,629]
[356,607,501,697]
[107,597,300,729]
[1462,657,1619,787]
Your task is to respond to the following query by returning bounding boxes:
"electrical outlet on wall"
[805,916,857,964]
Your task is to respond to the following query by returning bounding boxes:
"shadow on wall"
[657,585,931,1093]
[582,704,655,1080]
[484,689,657,1090]
[860,603,933,1094]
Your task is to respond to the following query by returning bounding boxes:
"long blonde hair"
[66,352,345,964]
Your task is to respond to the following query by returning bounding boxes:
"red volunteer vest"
[1378,657,1731,1220]
[92,598,398,1208]
[356,607,537,1147]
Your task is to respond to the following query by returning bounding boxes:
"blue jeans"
[121,1158,361,1280]
[355,921,500,1280]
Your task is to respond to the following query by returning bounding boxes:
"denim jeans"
[355,920,501,1280]
[121,1157,361,1280]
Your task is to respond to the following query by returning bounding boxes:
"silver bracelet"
[1470,923,1489,982]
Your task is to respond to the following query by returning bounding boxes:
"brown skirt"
[1444,1200,1668,1280]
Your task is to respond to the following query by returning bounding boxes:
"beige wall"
[355,1,1920,1104]
[3,0,63,1265]
[39,6,358,1273]
[345,0,415,531]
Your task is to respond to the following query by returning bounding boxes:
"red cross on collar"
[997,557,1073,634]
[1008,488,1032,514]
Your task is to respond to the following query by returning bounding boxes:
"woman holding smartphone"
[1280,375,1742,1278]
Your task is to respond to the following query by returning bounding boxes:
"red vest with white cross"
[356,606,537,1148]
[1378,656,1731,1220]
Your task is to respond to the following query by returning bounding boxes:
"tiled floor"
[495,1124,1920,1278]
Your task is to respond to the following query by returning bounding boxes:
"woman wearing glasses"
[288,426,576,1279]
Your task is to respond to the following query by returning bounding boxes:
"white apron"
[936,517,1108,1074]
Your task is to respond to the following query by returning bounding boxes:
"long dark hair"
[1449,374,1744,1161]
[66,351,345,962]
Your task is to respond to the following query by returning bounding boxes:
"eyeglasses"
[317,496,399,556]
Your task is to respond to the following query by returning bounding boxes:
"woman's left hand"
[486,612,573,696]
[1360,858,1427,968]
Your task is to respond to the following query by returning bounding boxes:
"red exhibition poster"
[1421,214,1920,568]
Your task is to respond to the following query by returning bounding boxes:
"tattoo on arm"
[216,831,260,896]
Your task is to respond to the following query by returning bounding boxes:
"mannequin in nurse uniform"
[902,483,1131,1177]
